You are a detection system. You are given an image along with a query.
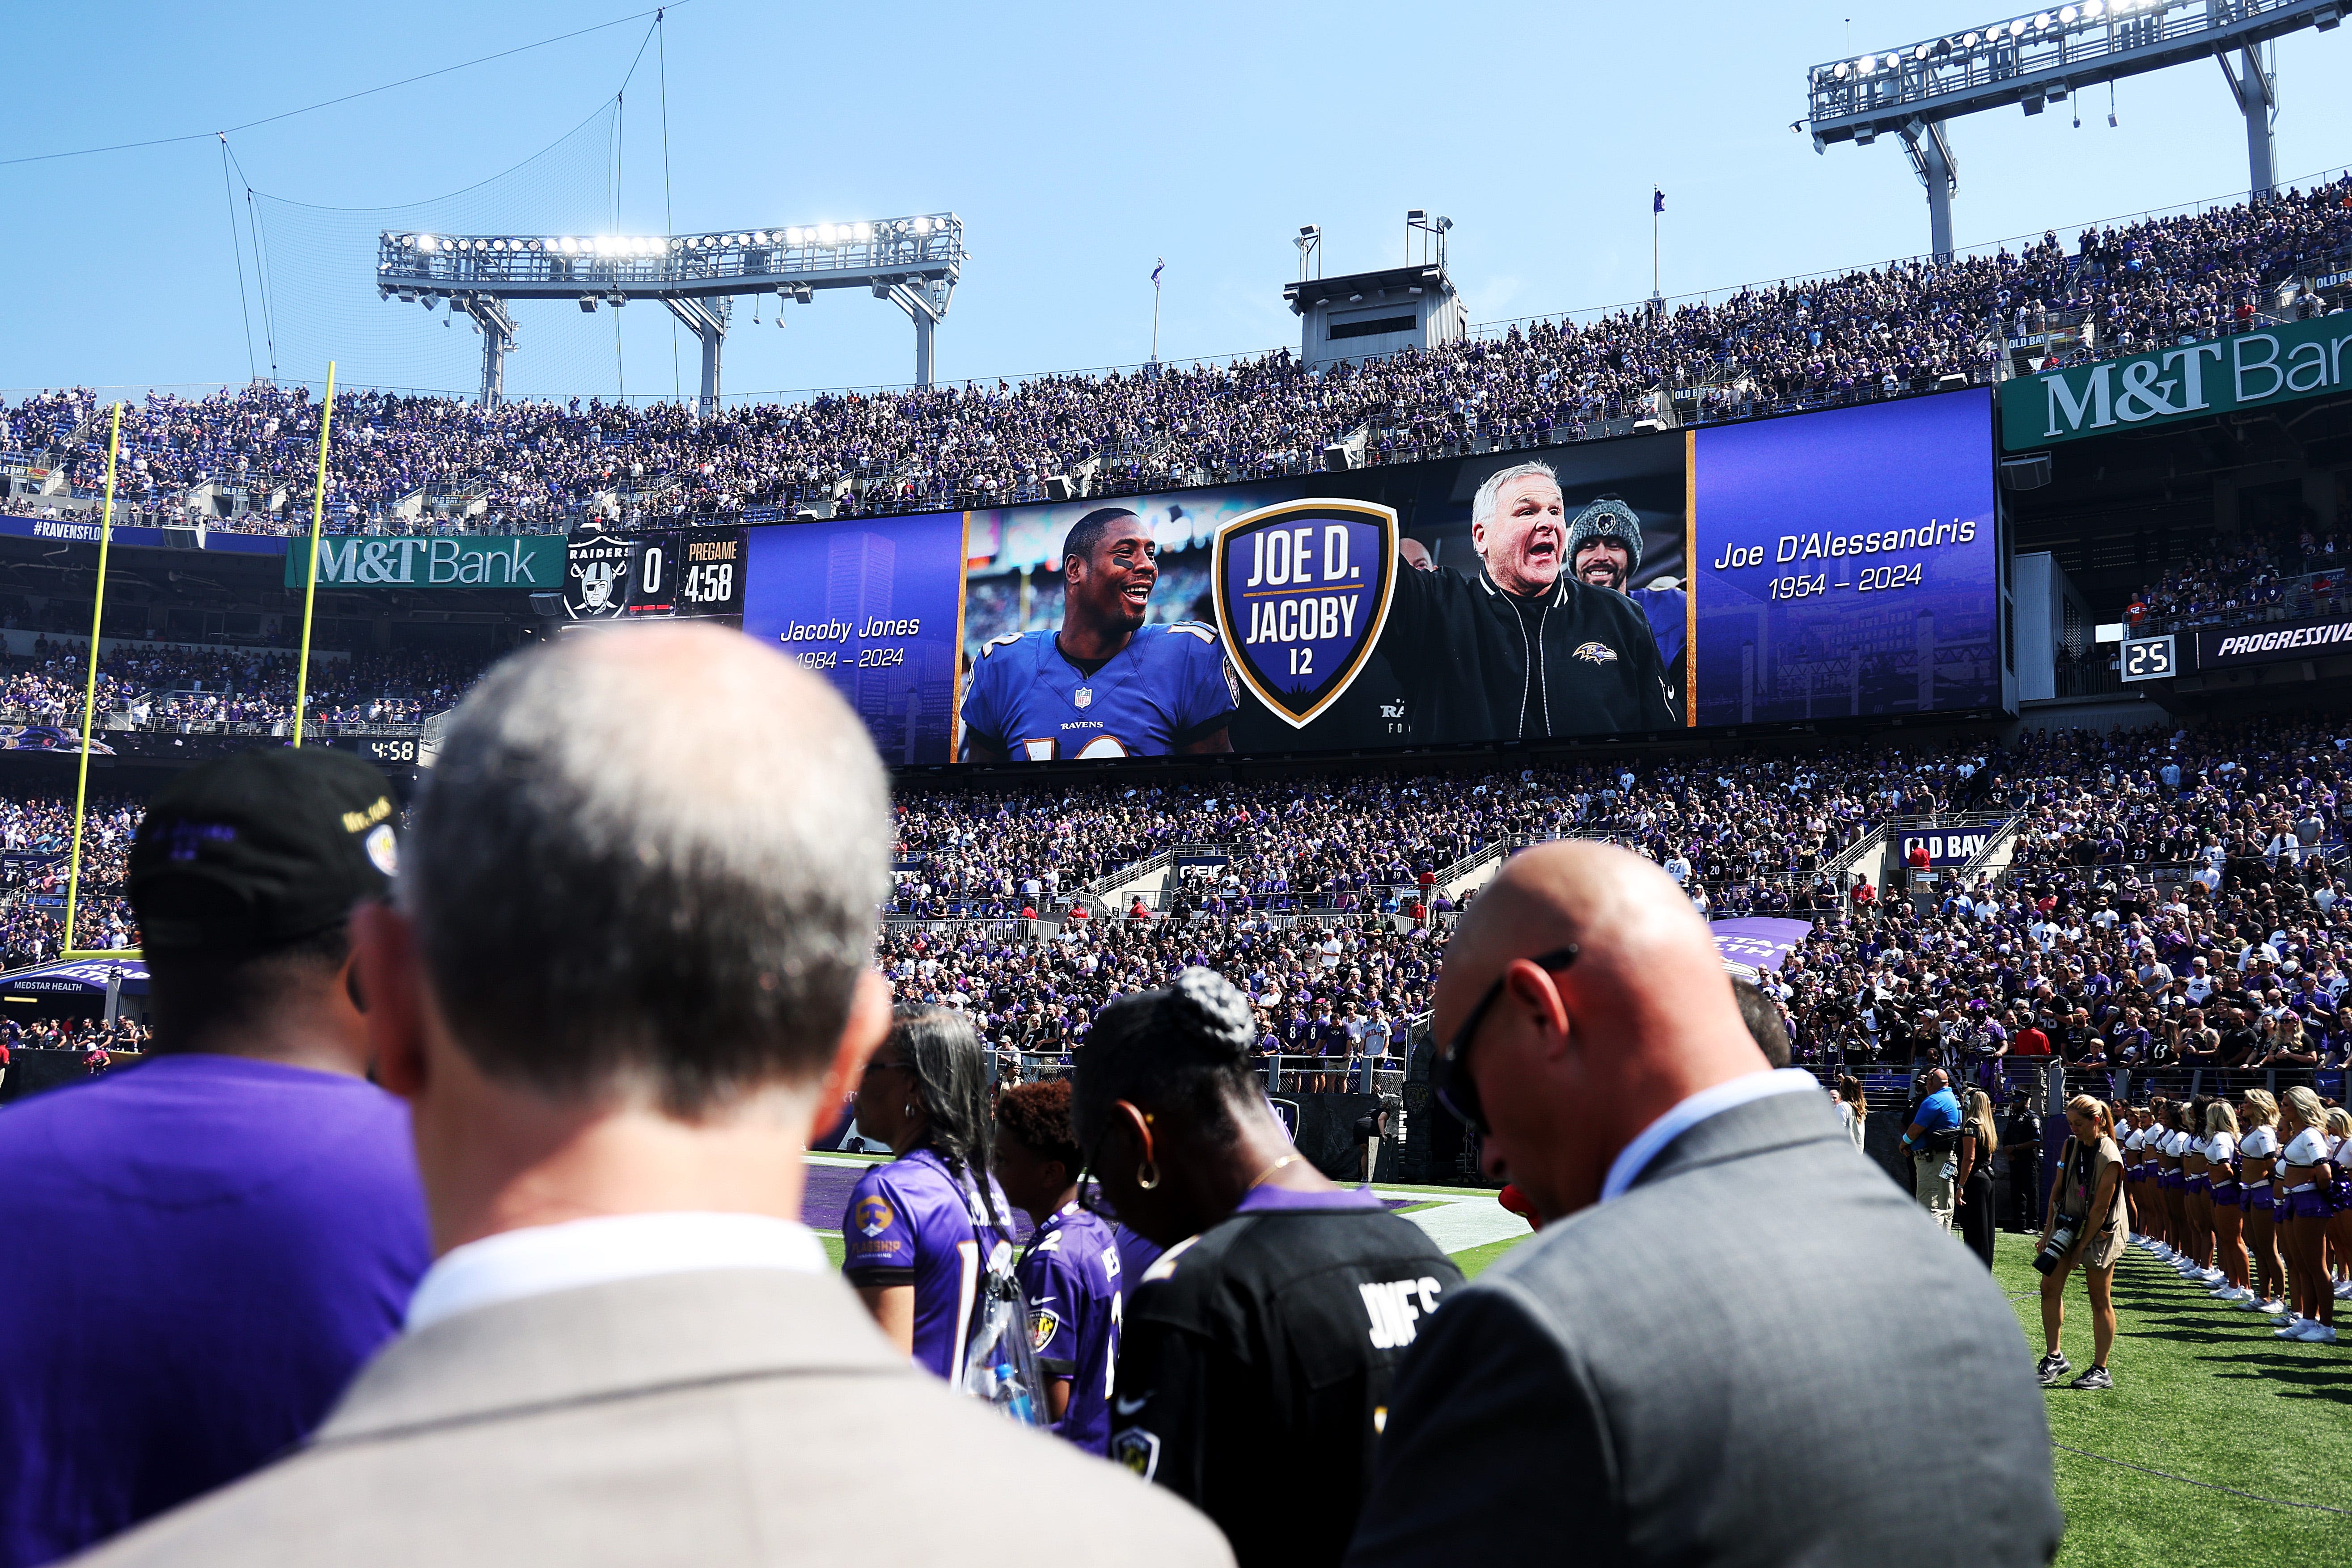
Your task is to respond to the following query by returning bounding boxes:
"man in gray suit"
[1346,842,2061,1568]
[76,626,1229,1568]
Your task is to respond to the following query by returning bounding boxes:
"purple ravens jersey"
[1113,1222,1164,1302]
[1637,583,1686,668]
[960,624,1238,760]
[842,1147,1015,1382]
[1017,1203,1125,1455]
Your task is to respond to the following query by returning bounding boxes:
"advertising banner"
[740,511,967,765]
[286,533,565,589]
[1693,393,1999,728]
[2193,613,2352,672]
[1710,917,1812,978]
[1998,315,2352,450]
[0,514,284,556]
[1,958,149,994]
[1897,828,1997,866]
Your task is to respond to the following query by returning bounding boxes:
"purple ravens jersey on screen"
[1017,1203,1125,1455]
[960,624,1237,760]
[1639,583,1686,668]
[841,1147,1015,1382]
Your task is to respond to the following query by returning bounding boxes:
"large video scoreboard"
[562,524,746,622]
[563,389,2003,765]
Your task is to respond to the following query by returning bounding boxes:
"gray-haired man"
[75,625,1231,1568]
[1379,461,1676,743]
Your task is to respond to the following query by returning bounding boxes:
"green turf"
[1448,1232,1533,1278]
[1988,1231,2350,1564]
[819,1231,846,1270]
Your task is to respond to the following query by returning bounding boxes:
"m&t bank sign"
[2000,314,2352,450]
[285,534,565,588]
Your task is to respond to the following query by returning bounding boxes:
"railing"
[2132,566,2352,637]
[1792,1048,2345,1116]
[996,1050,1405,1099]
[0,704,425,741]
[878,916,1037,942]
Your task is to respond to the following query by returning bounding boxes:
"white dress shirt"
[406,1211,828,1332]
[1599,1068,1826,1204]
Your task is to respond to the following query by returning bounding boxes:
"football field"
[1991,1232,2351,1565]
[809,1160,2348,1558]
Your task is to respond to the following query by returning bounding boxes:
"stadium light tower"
[1804,0,2343,261]
[375,215,968,412]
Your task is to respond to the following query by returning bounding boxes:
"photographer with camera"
[1899,1068,1963,1231]
[2035,1095,2128,1391]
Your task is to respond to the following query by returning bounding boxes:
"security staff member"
[1378,462,1677,743]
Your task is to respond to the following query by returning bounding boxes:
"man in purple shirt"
[0,750,430,1568]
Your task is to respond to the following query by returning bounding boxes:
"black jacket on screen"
[1377,564,1678,744]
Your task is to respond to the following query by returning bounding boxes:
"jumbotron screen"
[565,389,1998,765]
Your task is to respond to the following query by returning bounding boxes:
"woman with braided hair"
[840,1005,1019,1381]
[1074,967,1459,1568]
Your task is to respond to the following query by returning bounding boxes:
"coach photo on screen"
[1377,462,1677,743]
[1344,841,2062,1568]
[961,507,1237,761]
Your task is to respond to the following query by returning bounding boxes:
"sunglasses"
[1433,946,1578,1136]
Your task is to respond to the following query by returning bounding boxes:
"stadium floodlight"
[374,211,967,410]
[1804,0,2340,259]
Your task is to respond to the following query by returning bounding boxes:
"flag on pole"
[1653,188,1666,213]
[1151,258,1164,287]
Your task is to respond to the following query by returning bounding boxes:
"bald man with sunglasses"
[1346,841,2061,1568]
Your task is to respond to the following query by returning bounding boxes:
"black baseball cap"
[130,748,398,957]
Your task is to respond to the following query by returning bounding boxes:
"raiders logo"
[1212,499,1398,729]
[1028,1307,1062,1352]
[564,537,637,620]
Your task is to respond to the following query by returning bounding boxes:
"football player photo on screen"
[960,507,1239,762]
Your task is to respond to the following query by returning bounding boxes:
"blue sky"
[4,0,2347,404]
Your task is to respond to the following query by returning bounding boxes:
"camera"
[2032,1219,2079,1275]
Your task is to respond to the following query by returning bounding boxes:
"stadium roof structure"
[1805,0,2343,260]
[375,214,968,412]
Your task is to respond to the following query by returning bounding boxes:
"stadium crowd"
[2126,515,2352,634]
[1778,718,2352,1092]
[8,176,2348,534]
[877,717,2352,1098]
[0,642,482,733]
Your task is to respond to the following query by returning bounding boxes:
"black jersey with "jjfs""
[1108,1190,1463,1568]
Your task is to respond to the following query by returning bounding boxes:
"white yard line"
[1400,1194,1533,1254]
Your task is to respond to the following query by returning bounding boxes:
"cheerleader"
[2272,1086,2337,1343]
[2327,1107,2352,1302]
[2136,1099,2170,1256]
[2179,1097,2217,1283]
[2151,1100,2187,1264]
[2237,1090,2289,1315]
[2122,1107,2149,1243]
[2201,1101,2250,1302]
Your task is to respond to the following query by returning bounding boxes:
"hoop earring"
[1136,1159,1161,1191]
